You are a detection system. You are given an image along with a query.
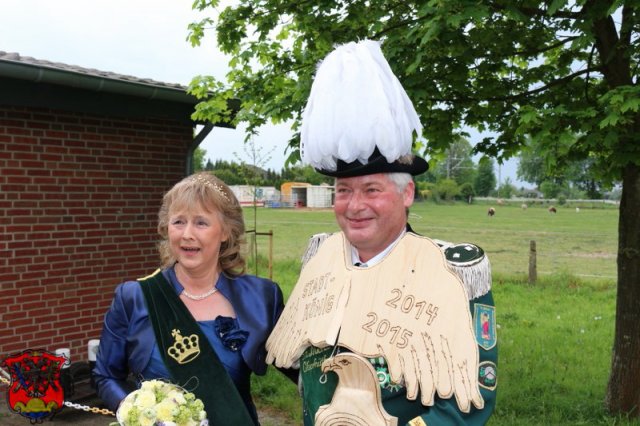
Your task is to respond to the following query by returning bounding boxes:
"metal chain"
[1,375,115,416]
[63,400,115,416]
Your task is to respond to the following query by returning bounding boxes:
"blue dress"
[93,267,285,425]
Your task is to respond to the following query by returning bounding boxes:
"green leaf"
[621,98,640,113]
[547,0,567,15]
[599,113,620,129]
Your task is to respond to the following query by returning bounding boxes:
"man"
[266,40,497,425]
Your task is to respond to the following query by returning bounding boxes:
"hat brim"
[316,154,428,178]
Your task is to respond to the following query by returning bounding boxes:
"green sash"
[138,270,255,425]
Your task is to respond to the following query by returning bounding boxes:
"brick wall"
[0,105,191,368]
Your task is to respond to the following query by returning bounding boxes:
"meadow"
[245,201,639,425]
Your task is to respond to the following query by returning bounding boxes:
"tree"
[495,177,516,200]
[475,156,497,196]
[281,164,333,185]
[192,147,207,172]
[517,142,547,187]
[188,1,640,415]
[434,178,461,201]
[233,137,276,275]
[518,137,609,198]
[433,137,476,185]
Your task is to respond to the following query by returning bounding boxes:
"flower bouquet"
[113,379,208,426]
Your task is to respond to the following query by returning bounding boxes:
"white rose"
[138,415,155,426]
[134,390,156,409]
[155,398,179,422]
[140,380,160,391]
[118,400,134,418]
[168,389,186,405]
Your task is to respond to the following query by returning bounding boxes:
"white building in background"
[229,185,279,206]
[306,184,334,208]
[280,182,334,208]
[230,183,334,208]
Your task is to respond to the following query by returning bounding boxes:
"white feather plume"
[301,40,423,171]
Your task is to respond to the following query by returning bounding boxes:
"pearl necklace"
[182,286,218,301]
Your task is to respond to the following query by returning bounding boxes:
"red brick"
[1,106,187,366]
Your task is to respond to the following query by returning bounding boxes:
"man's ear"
[403,180,415,207]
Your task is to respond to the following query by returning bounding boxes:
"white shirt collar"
[351,229,406,267]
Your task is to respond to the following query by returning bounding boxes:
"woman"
[93,172,284,425]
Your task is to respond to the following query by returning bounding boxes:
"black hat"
[316,147,429,177]
[300,40,428,178]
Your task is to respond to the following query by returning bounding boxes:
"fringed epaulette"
[434,239,492,300]
[301,232,333,267]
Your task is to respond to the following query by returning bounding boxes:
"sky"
[1,0,526,186]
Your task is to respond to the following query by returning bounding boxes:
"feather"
[301,40,422,171]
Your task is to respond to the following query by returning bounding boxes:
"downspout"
[186,122,214,175]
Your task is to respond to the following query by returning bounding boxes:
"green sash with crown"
[138,270,255,425]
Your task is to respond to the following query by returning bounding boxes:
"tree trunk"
[605,163,640,416]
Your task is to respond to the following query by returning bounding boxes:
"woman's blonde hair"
[157,172,246,276]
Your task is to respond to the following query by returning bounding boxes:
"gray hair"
[386,173,413,193]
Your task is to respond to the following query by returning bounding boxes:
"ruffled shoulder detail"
[214,316,249,352]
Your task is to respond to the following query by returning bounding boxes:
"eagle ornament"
[316,353,397,426]
[266,232,485,413]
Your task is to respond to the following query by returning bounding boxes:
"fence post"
[529,240,537,285]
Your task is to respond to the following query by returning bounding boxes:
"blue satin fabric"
[92,267,285,414]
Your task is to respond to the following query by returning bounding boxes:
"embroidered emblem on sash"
[474,304,497,350]
[408,417,428,426]
[478,361,497,390]
[167,329,200,364]
[369,356,402,393]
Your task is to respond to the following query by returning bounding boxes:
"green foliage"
[415,181,434,201]
[495,177,516,199]
[188,1,638,185]
[459,182,475,201]
[434,178,461,201]
[475,156,497,196]
[432,137,477,185]
[192,147,207,172]
[539,180,561,199]
[517,137,610,198]
[280,164,333,186]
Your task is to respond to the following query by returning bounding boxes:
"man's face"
[334,173,414,261]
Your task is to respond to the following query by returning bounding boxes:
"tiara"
[191,174,230,202]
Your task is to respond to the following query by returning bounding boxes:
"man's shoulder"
[300,232,336,266]
[301,232,492,299]
[430,238,492,300]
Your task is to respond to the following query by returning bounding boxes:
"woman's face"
[167,204,227,275]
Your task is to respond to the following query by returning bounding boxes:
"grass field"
[246,201,619,282]
[245,201,639,425]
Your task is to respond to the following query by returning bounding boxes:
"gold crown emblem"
[167,329,200,364]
